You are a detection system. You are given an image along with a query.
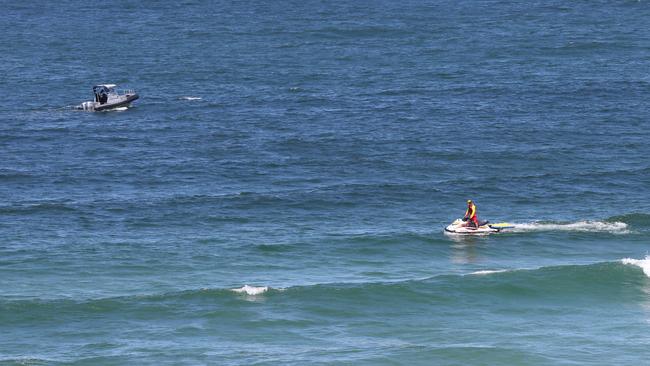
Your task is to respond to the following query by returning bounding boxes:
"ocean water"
[1,0,650,364]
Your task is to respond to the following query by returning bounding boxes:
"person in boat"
[463,199,479,228]
[99,90,108,104]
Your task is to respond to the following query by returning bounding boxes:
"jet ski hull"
[444,225,499,235]
[444,219,514,235]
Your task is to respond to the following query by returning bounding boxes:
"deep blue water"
[2,1,650,365]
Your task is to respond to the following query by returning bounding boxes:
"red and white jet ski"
[444,219,514,235]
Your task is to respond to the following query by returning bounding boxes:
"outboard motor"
[80,101,96,111]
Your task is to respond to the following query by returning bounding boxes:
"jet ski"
[77,84,139,111]
[444,219,515,235]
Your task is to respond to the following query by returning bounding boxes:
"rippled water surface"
[1,1,650,365]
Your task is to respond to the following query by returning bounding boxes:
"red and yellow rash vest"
[465,203,477,220]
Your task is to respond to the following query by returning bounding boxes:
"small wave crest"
[0,201,77,214]
[511,221,628,234]
[468,269,510,276]
[621,256,650,278]
[179,96,203,101]
[607,213,650,229]
[230,285,270,296]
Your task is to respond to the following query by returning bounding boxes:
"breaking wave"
[230,285,271,295]
[621,256,650,278]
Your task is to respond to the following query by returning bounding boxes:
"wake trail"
[509,221,628,234]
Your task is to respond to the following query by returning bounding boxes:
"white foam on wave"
[622,256,650,278]
[180,96,202,101]
[231,285,269,295]
[510,221,628,234]
[468,269,510,276]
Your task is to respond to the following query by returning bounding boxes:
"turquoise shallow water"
[2,1,650,365]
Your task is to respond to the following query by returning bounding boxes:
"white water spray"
[622,256,650,278]
[231,285,270,295]
[510,221,628,234]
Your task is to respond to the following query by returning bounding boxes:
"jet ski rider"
[463,199,479,228]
